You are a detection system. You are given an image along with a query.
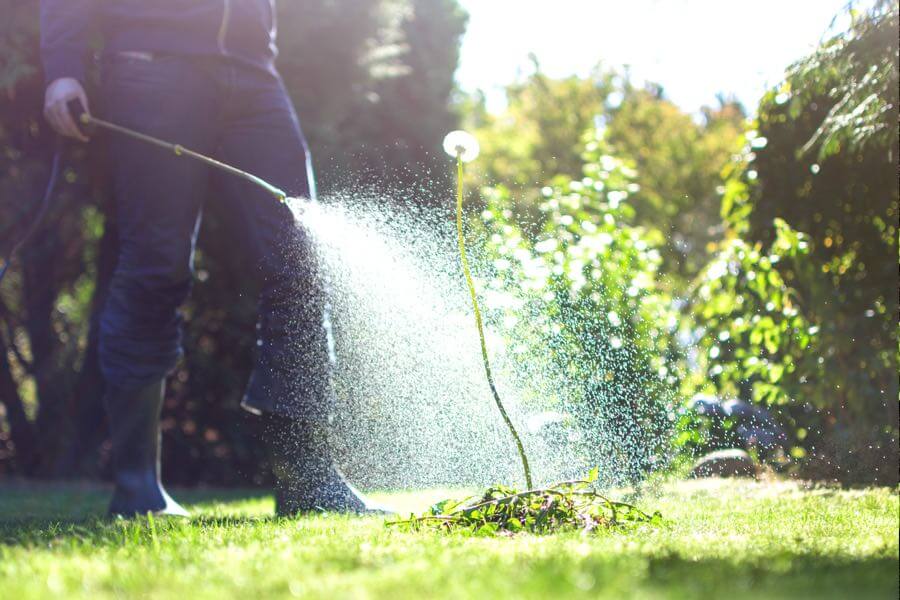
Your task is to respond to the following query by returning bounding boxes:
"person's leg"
[214,64,387,514]
[210,63,327,420]
[99,53,220,516]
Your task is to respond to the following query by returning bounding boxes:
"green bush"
[691,1,899,483]
[479,131,678,484]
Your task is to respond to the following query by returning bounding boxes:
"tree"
[605,90,745,280]
[0,0,468,481]
[693,0,898,483]
[277,0,467,193]
[467,60,613,211]
[466,64,744,282]
[0,0,112,477]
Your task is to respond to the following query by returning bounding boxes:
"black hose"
[0,140,63,285]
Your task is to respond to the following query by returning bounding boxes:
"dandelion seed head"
[443,130,480,162]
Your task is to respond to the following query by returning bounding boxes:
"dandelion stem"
[455,154,533,489]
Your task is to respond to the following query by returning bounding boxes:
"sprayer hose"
[0,142,63,285]
[455,155,533,489]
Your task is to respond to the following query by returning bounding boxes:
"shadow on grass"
[490,552,899,599]
[0,515,286,547]
[639,554,899,599]
[0,481,273,545]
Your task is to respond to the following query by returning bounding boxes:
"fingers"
[43,103,71,139]
[43,82,90,142]
[56,98,89,142]
[45,101,87,142]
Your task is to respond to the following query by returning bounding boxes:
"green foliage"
[388,468,661,535]
[692,1,899,483]
[0,0,39,91]
[605,91,745,279]
[481,130,678,484]
[0,0,108,475]
[792,0,899,161]
[694,217,815,408]
[468,60,614,196]
[467,67,744,281]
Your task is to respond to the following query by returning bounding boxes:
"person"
[40,0,386,516]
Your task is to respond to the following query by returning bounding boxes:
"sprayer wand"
[68,100,288,203]
[0,103,292,286]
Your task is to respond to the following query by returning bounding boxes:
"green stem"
[455,154,533,489]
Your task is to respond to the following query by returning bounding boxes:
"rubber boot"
[105,379,188,517]
[265,413,393,516]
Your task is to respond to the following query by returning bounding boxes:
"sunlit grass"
[0,479,896,599]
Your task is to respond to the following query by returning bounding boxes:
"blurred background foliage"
[1,0,896,485]
[480,132,678,485]
[691,0,898,482]
[471,0,897,484]
[464,63,746,284]
[0,0,468,484]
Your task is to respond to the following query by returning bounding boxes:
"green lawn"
[0,479,897,599]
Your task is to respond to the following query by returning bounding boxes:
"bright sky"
[455,0,869,114]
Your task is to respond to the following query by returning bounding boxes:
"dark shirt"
[40,0,278,83]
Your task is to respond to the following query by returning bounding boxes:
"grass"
[0,479,896,599]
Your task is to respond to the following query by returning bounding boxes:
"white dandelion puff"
[443,130,480,162]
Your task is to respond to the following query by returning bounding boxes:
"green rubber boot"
[265,413,392,516]
[105,380,188,517]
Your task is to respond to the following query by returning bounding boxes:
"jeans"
[98,52,333,420]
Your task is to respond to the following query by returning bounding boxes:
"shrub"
[479,131,678,485]
[691,1,899,483]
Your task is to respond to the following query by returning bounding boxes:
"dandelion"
[448,129,531,489]
[442,130,480,163]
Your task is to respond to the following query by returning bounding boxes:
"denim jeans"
[98,52,333,420]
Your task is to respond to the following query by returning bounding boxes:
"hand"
[43,78,90,142]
